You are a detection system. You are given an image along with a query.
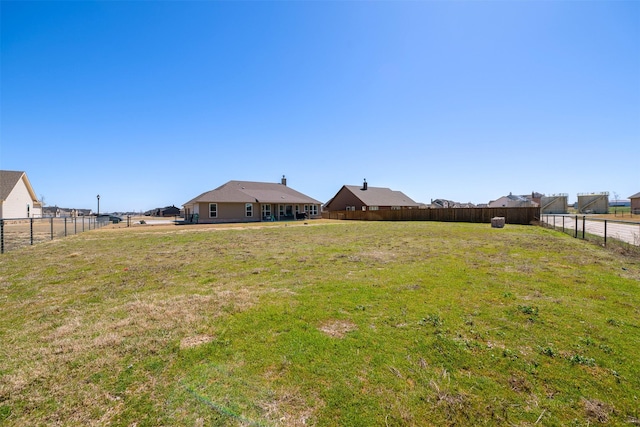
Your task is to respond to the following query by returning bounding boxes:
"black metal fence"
[0,216,110,254]
[541,214,640,249]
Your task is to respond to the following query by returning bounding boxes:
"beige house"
[630,192,640,214]
[182,177,322,223]
[323,180,420,212]
[0,170,42,219]
[488,193,539,208]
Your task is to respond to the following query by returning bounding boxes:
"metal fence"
[0,216,110,254]
[541,214,640,248]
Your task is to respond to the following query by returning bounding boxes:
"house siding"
[1,178,40,218]
[186,201,320,223]
[631,196,640,214]
[325,187,366,211]
[188,202,260,223]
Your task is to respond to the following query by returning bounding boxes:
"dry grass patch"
[318,319,357,338]
[259,387,322,426]
[180,335,215,349]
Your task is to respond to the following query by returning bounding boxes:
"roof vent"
[362,179,368,191]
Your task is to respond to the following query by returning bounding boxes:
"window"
[391,206,401,210]
[279,204,285,217]
[209,203,217,218]
[262,204,271,219]
[246,203,253,217]
[369,206,379,211]
[309,205,318,216]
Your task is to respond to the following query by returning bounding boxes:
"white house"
[0,170,42,219]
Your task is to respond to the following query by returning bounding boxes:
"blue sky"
[2,1,639,213]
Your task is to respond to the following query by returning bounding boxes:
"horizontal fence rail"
[322,207,539,225]
[0,216,110,254]
[541,214,640,248]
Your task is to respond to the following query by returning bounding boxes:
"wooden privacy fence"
[322,207,540,225]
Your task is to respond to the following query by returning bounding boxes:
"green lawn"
[1,221,639,426]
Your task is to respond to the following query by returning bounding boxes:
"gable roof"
[334,185,420,207]
[183,180,321,206]
[0,170,39,203]
[629,192,640,199]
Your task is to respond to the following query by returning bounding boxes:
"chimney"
[281,175,287,186]
[362,179,368,191]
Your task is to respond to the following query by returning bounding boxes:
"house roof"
[0,170,39,203]
[331,185,420,207]
[629,192,640,199]
[183,180,322,206]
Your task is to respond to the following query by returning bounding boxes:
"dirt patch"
[583,398,614,423]
[318,320,357,338]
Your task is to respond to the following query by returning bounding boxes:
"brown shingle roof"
[629,192,640,199]
[341,185,420,207]
[184,180,321,206]
[0,170,26,201]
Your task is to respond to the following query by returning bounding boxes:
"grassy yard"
[1,221,639,426]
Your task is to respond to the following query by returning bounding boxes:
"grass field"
[1,221,639,426]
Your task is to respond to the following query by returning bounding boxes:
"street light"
[97,194,100,216]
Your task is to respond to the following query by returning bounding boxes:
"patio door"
[262,204,272,220]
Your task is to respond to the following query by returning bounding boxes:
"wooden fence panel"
[322,207,539,225]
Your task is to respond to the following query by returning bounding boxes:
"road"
[541,215,640,246]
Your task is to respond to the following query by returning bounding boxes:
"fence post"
[562,215,565,233]
[574,215,578,238]
[50,217,54,240]
[552,215,555,230]
[604,220,607,247]
[75,217,77,235]
[64,217,68,237]
[30,218,34,245]
[582,216,586,239]
[0,220,4,254]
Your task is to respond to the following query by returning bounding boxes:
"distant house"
[610,199,631,207]
[43,206,71,217]
[630,192,640,214]
[488,193,539,208]
[431,199,476,208]
[0,170,42,219]
[431,199,456,209]
[43,206,91,217]
[159,205,181,217]
[147,205,182,217]
[182,177,322,223]
[323,180,420,212]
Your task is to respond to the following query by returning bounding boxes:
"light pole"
[97,194,100,216]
